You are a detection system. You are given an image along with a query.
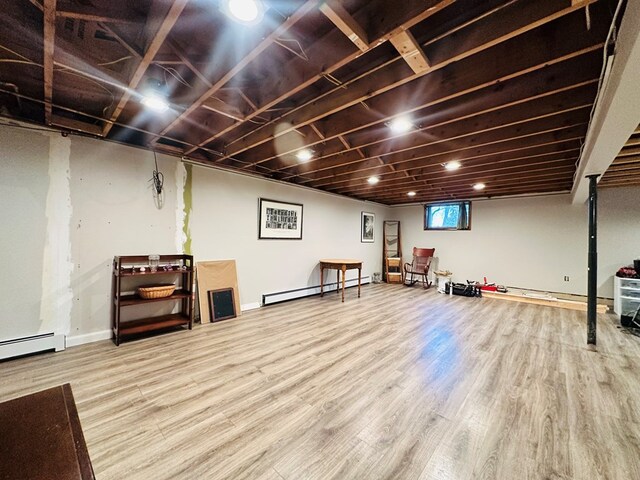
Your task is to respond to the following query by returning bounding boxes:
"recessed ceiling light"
[225,0,264,24]
[368,176,380,185]
[388,116,413,134]
[407,191,416,197]
[296,148,313,162]
[473,183,486,191]
[444,161,461,171]
[140,92,169,112]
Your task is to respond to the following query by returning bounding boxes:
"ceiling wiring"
[97,56,132,66]
[0,59,41,67]
[157,64,192,88]
[274,37,309,61]
[0,44,35,63]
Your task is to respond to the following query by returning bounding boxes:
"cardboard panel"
[196,260,241,323]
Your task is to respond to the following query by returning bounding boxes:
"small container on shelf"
[148,254,160,272]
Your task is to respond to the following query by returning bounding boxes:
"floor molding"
[66,330,111,348]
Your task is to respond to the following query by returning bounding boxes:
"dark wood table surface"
[0,383,95,480]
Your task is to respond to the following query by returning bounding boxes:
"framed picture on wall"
[258,198,304,240]
[361,211,375,243]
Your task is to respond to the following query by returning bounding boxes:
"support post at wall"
[587,174,599,347]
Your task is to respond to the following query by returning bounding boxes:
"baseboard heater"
[262,276,370,306]
[0,333,65,361]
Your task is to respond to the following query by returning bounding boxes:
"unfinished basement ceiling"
[0,0,625,204]
[599,124,640,188]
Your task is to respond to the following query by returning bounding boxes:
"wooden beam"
[28,0,43,12]
[102,0,189,137]
[255,43,601,174]
[406,184,573,202]
[177,0,454,154]
[275,76,598,179]
[306,125,587,189]
[43,0,56,125]
[98,23,143,59]
[56,9,140,25]
[201,98,245,122]
[51,114,102,136]
[48,34,129,106]
[310,123,326,140]
[617,146,640,157]
[329,162,577,196]
[352,165,577,197]
[215,0,601,162]
[168,39,210,87]
[337,156,578,192]
[389,29,430,73]
[341,156,578,193]
[149,0,319,145]
[373,181,574,204]
[319,0,369,52]
[299,106,591,186]
[482,291,608,314]
[611,155,640,166]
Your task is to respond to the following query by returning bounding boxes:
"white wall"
[2,121,638,345]
[68,137,179,338]
[0,123,387,343]
[189,164,386,307]
[393,189,640,298]
[598,187,640,296]
[0,126,49,340]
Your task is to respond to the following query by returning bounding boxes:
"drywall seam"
[175,162,192,254]
[38,133,73,335]
[175,161,185,252]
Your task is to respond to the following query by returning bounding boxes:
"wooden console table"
[319,259,362,302]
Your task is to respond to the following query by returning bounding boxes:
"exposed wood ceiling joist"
[572,0,640,202]
[389,30,430,73]
[166,0,453,153]
[319,0,369,52]
[212,0,599,163]
[149,0,319,146]
[42,0,56,124]
[0,0,624,204]
[101,0,189,137]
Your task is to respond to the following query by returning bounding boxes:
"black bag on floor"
[445,282,481,297]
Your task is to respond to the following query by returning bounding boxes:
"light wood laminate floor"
[2,284,640,480]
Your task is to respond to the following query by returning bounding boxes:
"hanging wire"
[273,37,309,61]
[97,56,132,66]
[0,44,34,63]
[151,150,164,209]
[157,64,192,88]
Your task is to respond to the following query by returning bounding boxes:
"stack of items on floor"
[445,277,507,297]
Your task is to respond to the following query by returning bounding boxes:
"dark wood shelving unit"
[111,254,194,345]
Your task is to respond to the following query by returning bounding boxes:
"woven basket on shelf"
[137,283,176,299]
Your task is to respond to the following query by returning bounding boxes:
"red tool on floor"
[477,277,504,292]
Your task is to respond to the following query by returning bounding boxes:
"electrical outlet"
[564,276,570,282]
